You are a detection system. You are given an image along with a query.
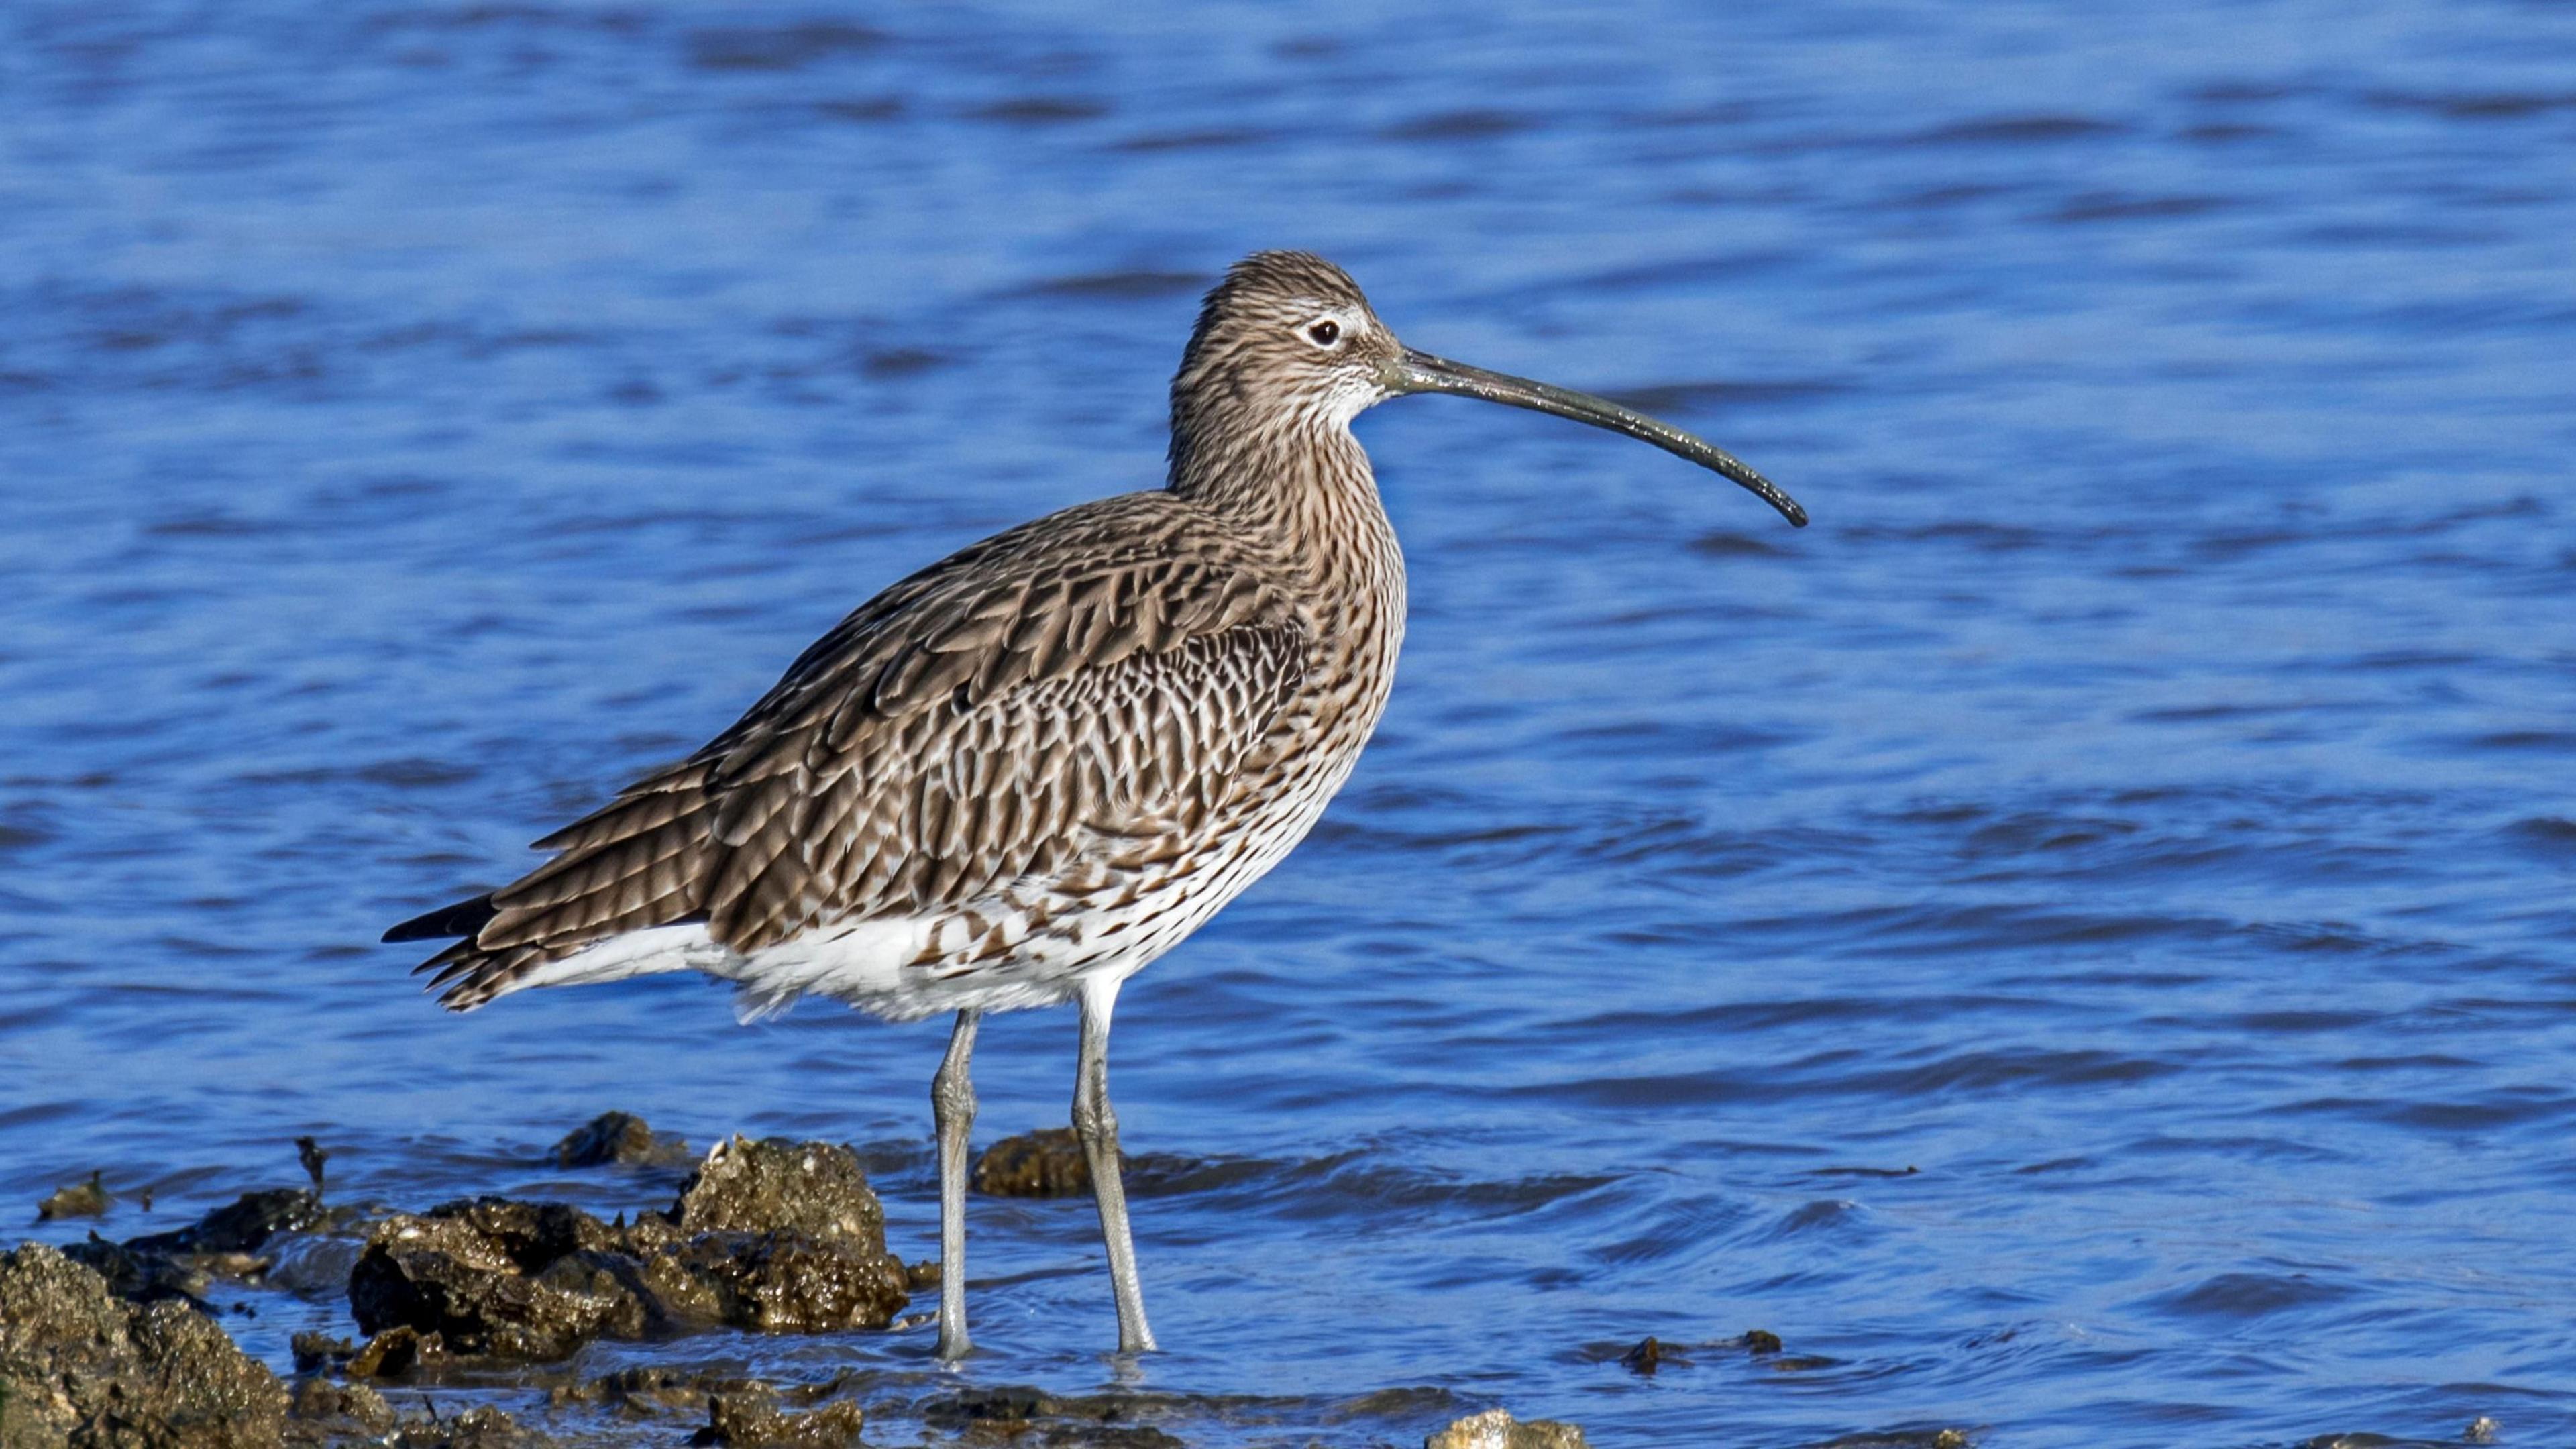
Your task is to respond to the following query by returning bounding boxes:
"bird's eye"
[1305,318,1342,347]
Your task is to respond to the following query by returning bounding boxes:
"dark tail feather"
[384,892,500,944]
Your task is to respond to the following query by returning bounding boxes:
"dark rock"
[296,1137,331,1197]
[924,1385,1055,1427]
[350,1203,643,1360]
[287,1373,396,1436]
[290,1330,355,1373]
[1743,1327,1784,1354]
[344,1140,906,1366]
[905,1257,941,1289]
[973,1128,1115,1197]
[345,1325,450,1379]
[1038,1429,1186,1448]
[385,1403,555,1448]
[694,1386,867,1446]
[63,1230,211,1307]
[125,1187,323,1256]
[1619,1335,1670,1374]
[549,1364,722,1416]
[549,1111,676,1168]
[0,1242,288,1448]
[36,1170,110,1222]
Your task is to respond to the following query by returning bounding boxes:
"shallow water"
[5,2,2575,1444]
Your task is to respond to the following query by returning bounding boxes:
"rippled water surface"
[5,3,2575,1444]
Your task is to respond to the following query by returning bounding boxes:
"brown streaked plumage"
[384,249,1805,1359]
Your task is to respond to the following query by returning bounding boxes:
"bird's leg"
[1072,976,1157,1352]
[932,1006,981,1360]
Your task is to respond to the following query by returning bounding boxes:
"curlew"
[384,250,1806,1358]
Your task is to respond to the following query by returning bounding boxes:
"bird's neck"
[1167,419,1401,596]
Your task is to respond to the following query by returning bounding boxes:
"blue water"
[5,3,2575,1444]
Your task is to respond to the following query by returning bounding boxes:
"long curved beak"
[1379,347,1807,527]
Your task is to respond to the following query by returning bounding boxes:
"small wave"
[2147,1269,2353,1320]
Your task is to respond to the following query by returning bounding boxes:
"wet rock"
[922,1388,1183,1446]
[1743,1327,1784,1354]
[2463,1419,2500,1445]
[286,1373,397,1438]
[694,1386,867,1446]
[346,1325,451,1379]
[664,1228,909,1332]
[350,1202,645,1359]
[297,1136,331,1196]
[66,1185,342,1309]
[291,1330,356,1373]
[1619,1335,1671,1374]
[905,1256,941,1289]
[136,1187,326,1256]
[924,1385,1054,1428]
[1426,1409,1589,1449]
[549,1364,722,1417]
[345,1140,906,1367]
[36,1169,111,1222]
[973,1128,1109,1197]
[0,1241,288,1448]
[384,1404,557,1448]
[549,1110,682,1167]
[671,1136,888,1250]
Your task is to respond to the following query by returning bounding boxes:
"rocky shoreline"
[3,1116,1648,1449]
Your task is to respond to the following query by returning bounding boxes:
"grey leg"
[932,1007,981,1360]
[1071,977,1157,1353]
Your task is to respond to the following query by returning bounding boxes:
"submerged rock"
[35,1170,111,1222]
[973,1128,1100,1197]
[549,1111,685,1168]
[1426,1408,1589,1449]
[286,1375,398,1440]
[920,1386,1184,1446]
[694,1385,867,1446]
[347,1138,906,1366]
[65,1185,337,1309]
[0,1242,288,1448]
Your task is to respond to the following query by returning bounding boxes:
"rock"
[924,1386,1055,1428]
[671,1137,887,1250]
[921,1387,1183,1447]
[549,1364,722,1417]
[694,1387,867,1446]
[973,1128,1110,1197]
[549,1112,676,1168]
[296,1137,331,1197]
[384,1403,555,1448]
[1619,1335,1669,1374]
[345,1141,907,1366]
[36,1170,111,1222]
[664,1230,909,1333]
[1743,1327,1784,1354]
[350,1202,646,1360]
[129,1188,325,1257]
[345,1325,450,1379]
[2463,1419,2500,1445]
[287,1374,397,1437]
[0,1241,288,1448]
[290,1330,356,1373]
[1426,1408,1589,1449]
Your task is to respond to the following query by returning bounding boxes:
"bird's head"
[1170,250,1805,527]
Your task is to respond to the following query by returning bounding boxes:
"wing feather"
[397,494,1311,1008]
